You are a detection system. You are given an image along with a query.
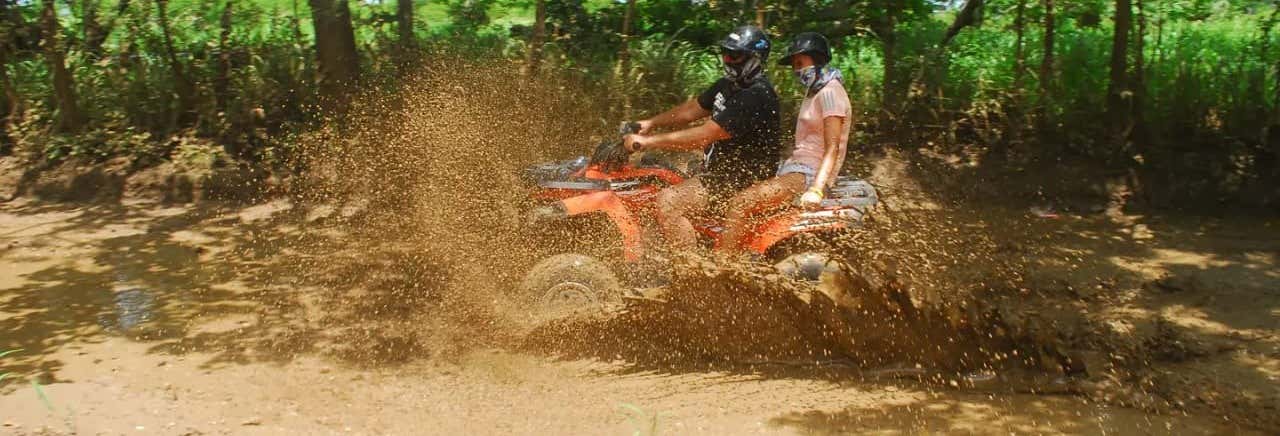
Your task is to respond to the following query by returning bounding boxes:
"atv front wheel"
[520,254,622,314]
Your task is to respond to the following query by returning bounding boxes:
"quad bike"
[519,123,878,313]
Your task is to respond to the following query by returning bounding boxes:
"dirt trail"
[0,196,1274,434]
[2,62,1277,433]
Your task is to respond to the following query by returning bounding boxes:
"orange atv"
[520,123,877,312]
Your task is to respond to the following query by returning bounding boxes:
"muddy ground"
[0,179,1275,434]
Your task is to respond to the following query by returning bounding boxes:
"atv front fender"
[557,191,643,261]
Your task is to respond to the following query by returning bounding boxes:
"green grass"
[420,2,451,24]
[0,349,21,386]
[618,403,664,436]
[416,1,535,27]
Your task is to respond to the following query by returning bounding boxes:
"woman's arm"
[811,116,846,190]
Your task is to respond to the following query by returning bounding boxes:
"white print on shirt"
[713,93,727,113]
[821,90,838,115]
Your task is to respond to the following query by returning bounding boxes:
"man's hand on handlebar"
[619,120,649,136]
[623,134,649,153]
[635,120,654,135]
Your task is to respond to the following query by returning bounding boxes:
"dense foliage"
[0,0,1276,207]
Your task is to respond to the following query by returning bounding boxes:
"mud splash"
[284,60,1079,375]
[260,59,1279,431]
[523,207,1084,380]
[272,58,630,361]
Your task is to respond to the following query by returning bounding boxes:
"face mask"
[793,66,819,90]
[794,65,844,94]
[723,53,763,86]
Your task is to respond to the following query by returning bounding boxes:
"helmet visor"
[720,49,750,65]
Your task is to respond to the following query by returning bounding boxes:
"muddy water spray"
[284,61,1073,378]
[280,60,633,360]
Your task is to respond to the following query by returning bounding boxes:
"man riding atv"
[518,27,877,312]
[612,25,782,253]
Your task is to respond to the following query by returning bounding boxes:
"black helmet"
[777,32,831,67]
[718,25,771,84]
[719,25,771,60]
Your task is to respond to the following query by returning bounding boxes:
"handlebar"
[591,121,644,171]
[619,121,642,136]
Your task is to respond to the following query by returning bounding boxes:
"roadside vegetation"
[0,0,1276,209]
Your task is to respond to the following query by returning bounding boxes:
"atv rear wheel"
[774,251,845,283]
[769,236,848,283]
[520,254,622,315]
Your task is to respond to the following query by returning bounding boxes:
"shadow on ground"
[0,199,484,390]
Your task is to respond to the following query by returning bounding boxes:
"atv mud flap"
[559,191,643,261]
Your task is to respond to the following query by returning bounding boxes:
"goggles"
[720,49,751,65]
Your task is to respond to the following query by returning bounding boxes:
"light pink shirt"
[787,80,852,186]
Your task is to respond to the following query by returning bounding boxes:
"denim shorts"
[777,161,816,189]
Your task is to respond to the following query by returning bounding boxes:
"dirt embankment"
[0,154,278,205]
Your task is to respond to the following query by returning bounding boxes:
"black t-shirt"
[695,78,782,196]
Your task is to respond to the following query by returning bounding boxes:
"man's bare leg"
[655,177,711,251]
[719,173,807,253]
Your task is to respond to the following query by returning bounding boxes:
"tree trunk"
[524,0,546,77]
[1013,0,1026,91]
[397,0,414,47]
[618,0,636,76]
[0,2,21,128]
[292,0,305,42]
[1266,4,1280,167]
[0,50,16,120]
[941,0,984,46]
[41,0,86,133]
[1261,5,1279,127]
[1128,0,1147,200]
[1155,2,1164,67]
[309,0,360,109]
[1106,0,1133,142]
[84,0,132,59]
[755,0,766,28]
[215,0,233,117]
[0,47,16,154]
[1132,0,1146,138]
[156,0,197,127]
[1038,0,1055,127]
[876,1,901,127]
[82,0,101,54]
[618,0,636,118]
